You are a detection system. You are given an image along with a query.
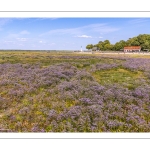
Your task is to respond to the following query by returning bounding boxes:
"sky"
[0,18,150,50]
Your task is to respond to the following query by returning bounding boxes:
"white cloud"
[17,38,27,41]
[27,18,58,24]
[4,40,15,43]
[7,34,18,38]
[20,30,30,35]
[75,35,103,39]
[6,31,30,41]
[39,40,46,44]
[40,28,81,36]
[0,18,12,27]
[88,24,119,33]
[40,23,120,37]
[6,30,30,39]
[128,18,149,24]
[75,35,92,38]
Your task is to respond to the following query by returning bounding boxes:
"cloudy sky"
[0,18,150,50]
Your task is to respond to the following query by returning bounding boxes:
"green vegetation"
[0,51,150,132]
[86,34,150,51]
[93,68,146,89]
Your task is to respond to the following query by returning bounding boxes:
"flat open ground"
[0,51,150,132]
[76,51,150,56]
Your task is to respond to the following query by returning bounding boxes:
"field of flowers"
[0,51,149,132]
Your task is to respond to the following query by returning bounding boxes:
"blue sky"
[0,18,150,50]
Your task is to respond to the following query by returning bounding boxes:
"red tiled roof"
[124,46,141,50]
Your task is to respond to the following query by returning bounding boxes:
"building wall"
[124,49,140,52]
[124,46,141,52]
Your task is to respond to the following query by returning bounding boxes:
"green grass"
[0,51,124,67]
[93,68,147,89]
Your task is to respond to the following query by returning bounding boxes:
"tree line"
[86,34,150,51]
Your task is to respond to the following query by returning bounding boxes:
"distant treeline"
[86,34,150,51]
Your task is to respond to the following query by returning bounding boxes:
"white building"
[81,46,82,52]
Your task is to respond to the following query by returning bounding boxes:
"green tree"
[97,44,103,50]
[113,40,126,51]
[103,40,110,45]
[86,44,93,50]
[142,40,150,49]
[102,40,112,50]
[97,41,104,50]
[86,34,150,51]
